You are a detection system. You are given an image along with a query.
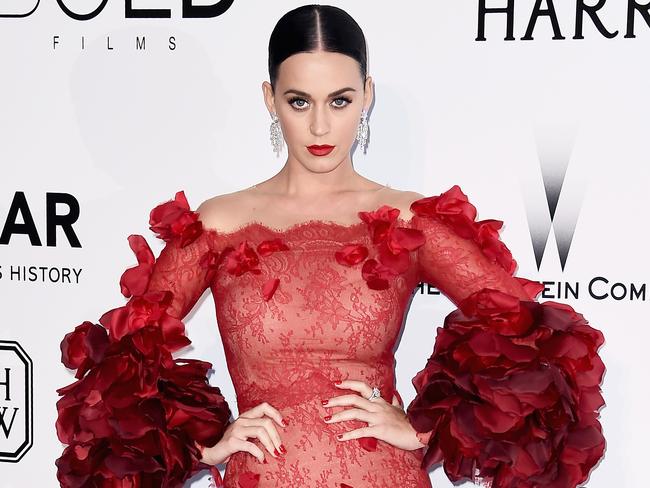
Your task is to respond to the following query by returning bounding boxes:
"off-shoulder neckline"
[200,211,417,241]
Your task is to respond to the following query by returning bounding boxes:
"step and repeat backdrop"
[1,1,647,486]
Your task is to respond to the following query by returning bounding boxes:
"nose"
[309,104,330,137]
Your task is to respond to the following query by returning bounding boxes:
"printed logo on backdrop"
[528,158,646,303]
[476,0,650,40]
[0,192,83,285]
[0,341,33,462]
[0,0,234,18]
[0,0,236,51]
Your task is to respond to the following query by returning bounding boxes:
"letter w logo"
[523,127,585,272]
[0,406,19,438]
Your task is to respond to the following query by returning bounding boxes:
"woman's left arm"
[404,185,605,487]
[323,185,545,453]
[411,190,538,304]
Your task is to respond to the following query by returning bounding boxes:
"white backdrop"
[1,0,647,486]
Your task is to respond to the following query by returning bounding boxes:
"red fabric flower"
[120,234,155,298]
[56,326,231,487]
[149,191,203,247]
[56,193,232,487]
[60,321,109,378]
[223,239,287,300]
[338,204,425,290]
[358,436,378,452]
[223,241,262,276]
[200,249,227,270]
[262,278,280,301]
[359,205,401,239]
[98,291,189,354]
[359,205,425,258]
[257,237,289,257]
[335,244,369,266]
[515,276,546,301]
[406,288,605,488]
[360,258,397,290]
[410,185,518,275]
[104,231,201,350]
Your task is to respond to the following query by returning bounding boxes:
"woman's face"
[262,51,373,173]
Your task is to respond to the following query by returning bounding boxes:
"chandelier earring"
[356,109,369,154]
[270,112,284,156]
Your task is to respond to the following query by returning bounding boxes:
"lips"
[307,144,335,156]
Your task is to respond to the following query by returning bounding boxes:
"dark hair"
[268,4,368,92]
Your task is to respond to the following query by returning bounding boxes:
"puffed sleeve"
[55,191,232,488]
[145,219,215,321]
[405,185,606,488]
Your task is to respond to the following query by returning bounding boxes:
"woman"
[55,5,606,488]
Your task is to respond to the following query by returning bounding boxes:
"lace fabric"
[148,216,429,487]
[57,186,604,488]
[146,229,216,321]
[143,199,537,488]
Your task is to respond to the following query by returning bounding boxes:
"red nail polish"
[263,458,268,464]
[323,415,331,421]
[274,448,280,457]
[336,434,343,440]
[321,399,328,406]
[282,418,289,427]
[279,444,287,454]
[334,380,342,385]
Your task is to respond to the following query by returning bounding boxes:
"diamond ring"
[367,386,381,401]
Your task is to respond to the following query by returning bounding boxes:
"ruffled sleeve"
[55,191,231,488]
[405,185,606,488]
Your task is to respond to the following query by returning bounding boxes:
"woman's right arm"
[200,402,289,466]
[55,191,286,488]
[148,194,289,467]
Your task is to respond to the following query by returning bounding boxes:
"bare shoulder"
[195,188,256,232]
[382,189,426,218]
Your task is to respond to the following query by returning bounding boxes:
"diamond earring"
[356,109,369,153]
[270,112,284,156]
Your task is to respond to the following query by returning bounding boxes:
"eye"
[287,96,353,111]
[288,97,309,110]
[289,97,307,109]
[332,96,352,109]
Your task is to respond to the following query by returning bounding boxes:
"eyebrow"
[283,87,356,98]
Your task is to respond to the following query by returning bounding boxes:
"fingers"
[241,401,287,429]
[324,393,379,411]
[332,380,386,408]
[335,425,375,442]
[231,437,266,464]
[238,423,282,461]
[334,379,374,399]
[238,417,284,458]
[236,402,288,462]
[323,407,374,425]
[325,381,408,448]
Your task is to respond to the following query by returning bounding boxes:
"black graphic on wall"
[0,341,33,462]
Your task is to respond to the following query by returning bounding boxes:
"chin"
[298,156,341,172]
[305,162,341,174]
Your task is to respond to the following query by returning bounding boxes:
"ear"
[262,81,276,114]
[363,75,374,112]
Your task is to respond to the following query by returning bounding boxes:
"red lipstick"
[307,144,335,156]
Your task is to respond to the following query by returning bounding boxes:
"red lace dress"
[55,185,606,488]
